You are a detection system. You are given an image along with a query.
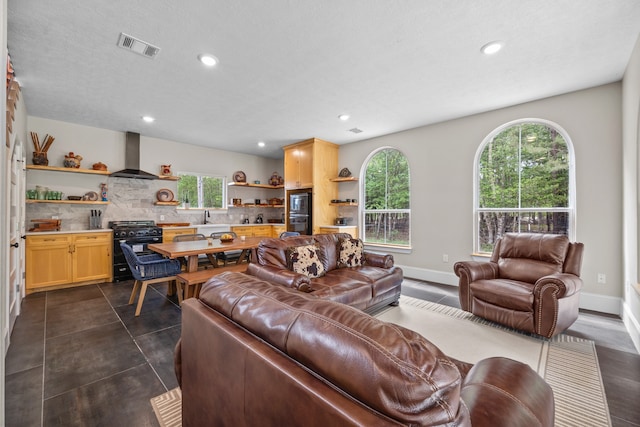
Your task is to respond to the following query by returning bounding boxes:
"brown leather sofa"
[175,272,555,427]
[454,233,584,338]
[246,233,402,314]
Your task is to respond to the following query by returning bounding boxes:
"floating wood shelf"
[154,201,180,206]
[330,177,358,182]
[229,204,284,208]
[158,175,180,181]
[26,165,111,175]
[228,182,284,189]
[330,202,358,207]
[26,199,109,205]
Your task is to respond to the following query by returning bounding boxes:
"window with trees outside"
[177,172,226,209]
[362,147,411,248]
[475,119,575,254]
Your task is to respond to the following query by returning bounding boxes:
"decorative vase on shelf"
[63,152,83,168]
[32,152,48,166]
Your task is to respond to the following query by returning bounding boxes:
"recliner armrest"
[454,261,499,282]
[534,273,583,299]
[246,263,312,292]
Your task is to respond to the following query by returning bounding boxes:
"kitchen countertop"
[231,223,285,226]
[319,225,356,229]
[26,229,113,236]
[160,223,285,230]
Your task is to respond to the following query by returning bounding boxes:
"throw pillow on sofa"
[287,244,326,278]
[338,237,365,268]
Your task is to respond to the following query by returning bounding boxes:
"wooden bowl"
[220,238,234,243]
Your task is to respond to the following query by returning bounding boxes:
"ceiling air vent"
[117,33,160,59]
[348,128,363,134]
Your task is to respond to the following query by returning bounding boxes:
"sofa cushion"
[287,244,327,278]
[198,272,469,425]
[470,279,535,312]
[338,237,365,268]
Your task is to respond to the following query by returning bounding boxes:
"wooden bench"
[176,263,248,303]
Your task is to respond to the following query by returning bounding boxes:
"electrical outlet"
[597,273,606,284]
[52,215,59,219]
[160,215,165,221]
[442,254,449,263]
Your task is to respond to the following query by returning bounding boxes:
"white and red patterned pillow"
[338,238,365,268]
[288,244,326,278]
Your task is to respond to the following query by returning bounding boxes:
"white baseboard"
[398,265,458,286]
[622,303,640,354]
[399,265,622,316]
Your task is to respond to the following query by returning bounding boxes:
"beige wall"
[622,33,640,350]
[339,83,623,314]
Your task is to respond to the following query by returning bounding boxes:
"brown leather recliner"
[454,233,584,338]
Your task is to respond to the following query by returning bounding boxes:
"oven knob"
[128,231,136,237]
[151,229,158,235]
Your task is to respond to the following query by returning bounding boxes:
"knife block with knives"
[89,210,103,229]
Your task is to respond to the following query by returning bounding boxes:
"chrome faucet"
[204,210,210,224]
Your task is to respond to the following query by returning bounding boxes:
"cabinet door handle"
[10,242,19,248]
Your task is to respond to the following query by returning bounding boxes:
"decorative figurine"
[100,183,108,201]
[161,164,172,176]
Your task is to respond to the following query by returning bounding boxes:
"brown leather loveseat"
[246,233,402,314]
[454,232,584,338]
[175,272,555,426]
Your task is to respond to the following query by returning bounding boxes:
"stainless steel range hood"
[110,132,158,179]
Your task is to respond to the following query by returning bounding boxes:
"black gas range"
[109,220,163,282]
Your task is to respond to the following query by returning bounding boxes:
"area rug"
[151,295,611,427]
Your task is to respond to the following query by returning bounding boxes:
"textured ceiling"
[7,0,640,159]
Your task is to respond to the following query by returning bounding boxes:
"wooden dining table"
[148,236,265,273]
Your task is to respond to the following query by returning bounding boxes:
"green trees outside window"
[363,148,411,247]
[477,121,573,253]
[177,173,225,209]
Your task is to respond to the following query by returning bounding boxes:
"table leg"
[187,255,199,272]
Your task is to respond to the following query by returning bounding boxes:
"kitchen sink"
[195,224,232,235]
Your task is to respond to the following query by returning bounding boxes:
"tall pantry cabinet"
[283,138,338,234]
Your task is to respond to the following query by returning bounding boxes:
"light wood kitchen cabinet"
[26,231,112,293]
[162,227,197,243]
[318,226,358,238]
[271,225,286,237]
[284,141,314,189]
[283,138,339,234]
[73,233,113,282]
[231,225,273,238]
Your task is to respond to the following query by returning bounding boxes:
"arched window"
[362,147,411,248]
[474,119,575,253]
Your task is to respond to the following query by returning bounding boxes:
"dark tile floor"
[4,278,640,427]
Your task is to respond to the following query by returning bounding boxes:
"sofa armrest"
[246,263,312,292]
[453,261,499,282]
[454,261,499,312]
[174,338,182,387]
[364,252,394,268]
[461,357,554,427]
[534,273,583,299]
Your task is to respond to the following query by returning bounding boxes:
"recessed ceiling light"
[257,141,265,147]
[338,114,350,121]
[142,116,155,123]
[481,41,503,55]
[198,53,219,67]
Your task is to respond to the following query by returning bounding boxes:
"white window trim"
[359,146,412,249]
[472,118,577,253]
